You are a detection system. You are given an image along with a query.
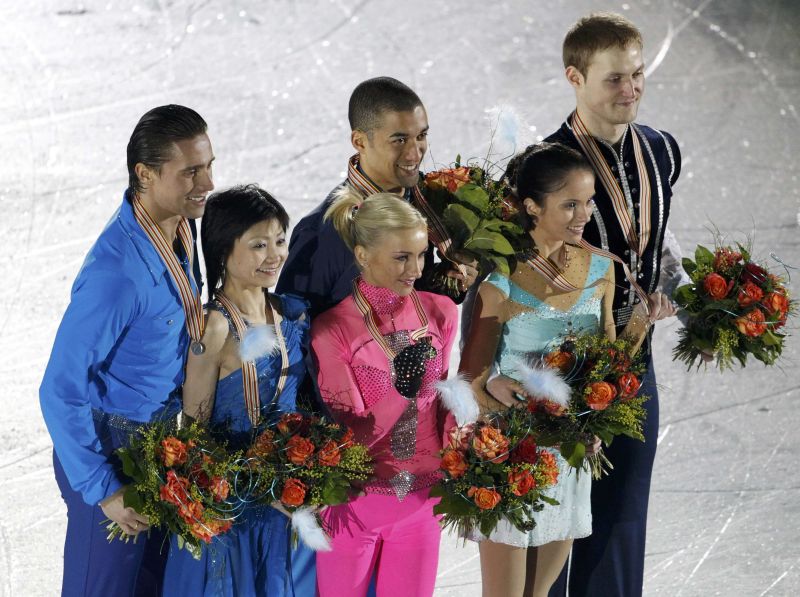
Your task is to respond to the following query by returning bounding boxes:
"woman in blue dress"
[460,143,650,597]
[163,184,307,596]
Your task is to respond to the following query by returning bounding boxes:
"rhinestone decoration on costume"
[389,470,416,502]
[385,330,419,461]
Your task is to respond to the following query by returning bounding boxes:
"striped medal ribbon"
[523,240,651,315]
[570,111,652,259]
[346,154,457,264]
[132,197,205,352]
[352,279,429,361]
[214,291,289,427]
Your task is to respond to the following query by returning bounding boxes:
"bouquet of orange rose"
[517,333,649,479]
[673,243,794,370]
[109,420,239,559]
[420,157,528,298]
[429,407,560,538]
[244,413,372,550]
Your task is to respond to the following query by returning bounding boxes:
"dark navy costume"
[547,116,681,597]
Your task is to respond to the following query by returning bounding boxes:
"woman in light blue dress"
[460,143,650,597]
[163,184,308,596]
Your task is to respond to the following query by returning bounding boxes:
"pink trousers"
[316,490,442,597]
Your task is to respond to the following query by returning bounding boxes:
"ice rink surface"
[1,0,798,595]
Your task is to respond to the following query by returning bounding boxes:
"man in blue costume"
[277,76,478,596]
[40,105,214,596]
[544,12,687,597]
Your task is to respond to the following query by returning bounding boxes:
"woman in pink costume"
[311,191,461,597]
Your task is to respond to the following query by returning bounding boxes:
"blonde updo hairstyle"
[324,189,428,264]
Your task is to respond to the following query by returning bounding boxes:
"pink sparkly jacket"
[311,279,458,497]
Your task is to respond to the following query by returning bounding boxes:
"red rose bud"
[511,436,539,464]
[740,262,768,286]
[508,468,536,497]
[276,413,305,435]
[616,372,641,401]
[703,273,733,300]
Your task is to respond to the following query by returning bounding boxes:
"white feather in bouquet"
[514,362,571,407]
[435,375,480,426]
[239,324,278,362]
[291,507,332,552]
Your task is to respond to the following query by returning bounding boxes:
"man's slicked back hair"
[348,77,423,136]
[563,12,643,77]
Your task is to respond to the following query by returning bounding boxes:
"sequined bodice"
[487,253,610,378]
[208,294,308,448]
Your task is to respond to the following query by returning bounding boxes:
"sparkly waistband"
[365,470,442,500]
[91,407,178,435]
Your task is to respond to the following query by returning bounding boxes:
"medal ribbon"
[346,154,455,259]
[523,240,650,315]
[570,111,652,258]
[132,197,204,344]
[214,291,290,427]
[352,279,429,361]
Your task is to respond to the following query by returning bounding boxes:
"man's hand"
[645,291,678,322]
[100,486,150,536]
[486,374,528,409]
[444,253,480,293]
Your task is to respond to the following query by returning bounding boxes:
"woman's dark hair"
[504,142,593,231]
[201,184,290,298]
[126,104,208,195]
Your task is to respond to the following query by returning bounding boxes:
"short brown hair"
[563,12,642,76]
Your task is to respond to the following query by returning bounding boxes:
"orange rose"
[340,428,355,449]
[585,381,617,411]
[511,436,539,464]
[507,468,535,497]
[159,470,190,506]
[447,424,474,451]
[178,499,204,525]
[425,166,472,193]
[161,437,188,467]
[713,248,742,273]
[247,429,276,458]
[286,435,315,466]
[469,487,502,510]
[703,273,733,300]
[317,440,341,467]
[616,372,641,401]
[763,291,790,318]
[737,281,764,307]
[537,450,559,486]
[277,413,305,435]
[209,477,230,502]
[471,426,510,463]
[544,350,575,373]
[440,448,468,479]
[190,517,232,543]
[734,309,768,337]
[280,478,307,507]
[188,515,232,544]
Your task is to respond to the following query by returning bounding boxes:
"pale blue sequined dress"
[475,253,610,547]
